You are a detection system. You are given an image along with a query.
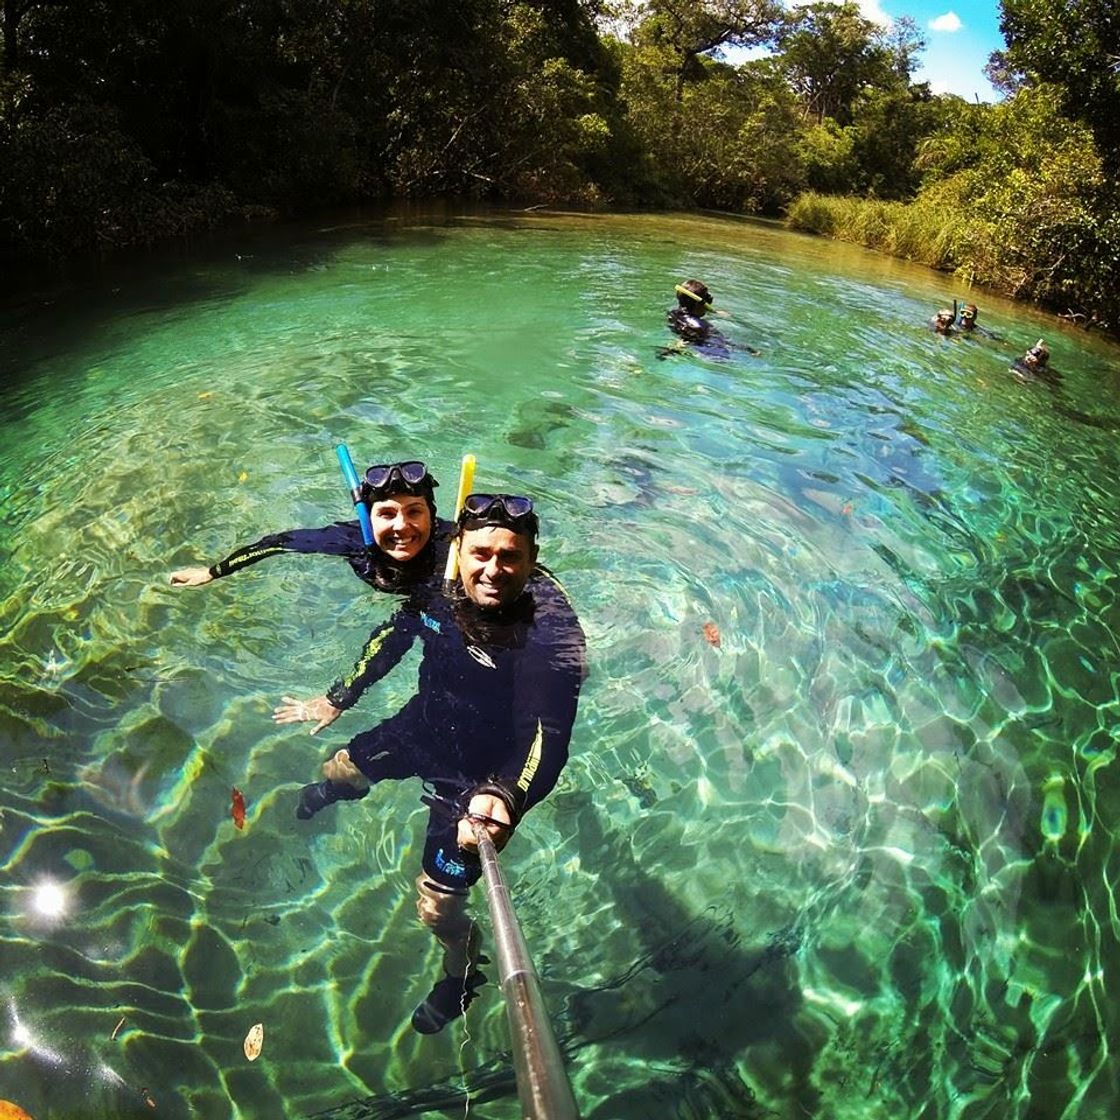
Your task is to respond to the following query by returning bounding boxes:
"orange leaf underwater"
[702,622,721,647]
[231,787,246,830]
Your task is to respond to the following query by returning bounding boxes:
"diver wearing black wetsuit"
[283,492,586,1033]
[208,517,453,592]
[318,567,587,890]
[170,460,449,593]
[659,279,741,360]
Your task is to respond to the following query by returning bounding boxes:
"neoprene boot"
[296,780,368,820]
[410,970,487,1034]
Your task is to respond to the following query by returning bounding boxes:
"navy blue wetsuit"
[325,571,587,891]
[665,308,732,360]
[208,518,454,592]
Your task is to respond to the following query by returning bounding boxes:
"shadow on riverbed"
[310,790,804,1120]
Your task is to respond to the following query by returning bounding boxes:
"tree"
[882,15,926,81]
[999,0,1120,171]
[775,1,894,125]
[848,81,937,198]
[624,0,782,99]
[982,49,1024,98]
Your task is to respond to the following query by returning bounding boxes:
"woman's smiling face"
[370,494,432,561]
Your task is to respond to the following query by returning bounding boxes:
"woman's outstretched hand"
[273,695,342,736]
[169,567,214,587]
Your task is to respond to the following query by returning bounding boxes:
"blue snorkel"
[336,443,375,547]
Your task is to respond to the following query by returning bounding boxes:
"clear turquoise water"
[2,210,1120,1119]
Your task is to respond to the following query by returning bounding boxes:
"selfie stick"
[471,821,579,1120]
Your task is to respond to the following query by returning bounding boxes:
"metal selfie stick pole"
[471,821,580,1120]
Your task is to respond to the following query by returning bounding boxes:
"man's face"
[370,494,432,562]
[458,525,536,609]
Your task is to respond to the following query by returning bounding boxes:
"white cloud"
[929,12,964,33]
[859,0,894,27]
[788,1,892,27]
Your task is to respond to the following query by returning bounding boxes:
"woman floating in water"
[930,305,957,335]
[168,459,450,594]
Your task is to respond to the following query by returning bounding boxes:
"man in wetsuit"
[167,460,450,593]
[658,279,756,360]
[659,278,734,360]
[273,493,587,1034]
[668,279,714,341]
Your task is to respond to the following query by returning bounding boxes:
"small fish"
[702,622,721,648]
[841,502,853,516]
[231,788,246,830]
[243,1022,264,1061]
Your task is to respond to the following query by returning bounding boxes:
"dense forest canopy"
[1,0,1116,326]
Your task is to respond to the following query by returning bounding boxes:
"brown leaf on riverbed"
[243,1022,264,1061]
[702,622,721,647]
[231,787,246,830]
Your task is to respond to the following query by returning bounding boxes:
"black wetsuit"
[207,518,454,592]
[1010,359,1060,386]
[325,570,587,891]
[665,307,732,359]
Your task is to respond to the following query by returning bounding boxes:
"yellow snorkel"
[443,453,476,591]
[675,283,712,311]
[674,281,729,317]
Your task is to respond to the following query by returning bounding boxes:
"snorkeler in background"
[657,279,757,360]
[1004,339,1119,428]
[956,302,1002,341]
[1011,339,1055,382]
[930,304,957,336]
[167,460,452,594]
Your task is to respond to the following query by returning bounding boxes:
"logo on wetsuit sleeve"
[420,611,442,634]
[434,847,468,880]
[465,645,497,669]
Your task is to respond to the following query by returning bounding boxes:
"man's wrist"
[468,778,525,827]
[325,685,351,711]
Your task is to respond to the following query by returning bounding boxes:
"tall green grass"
[786,189,1119,330]
[786,191,964,272]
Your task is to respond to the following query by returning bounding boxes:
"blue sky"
[862,0,1004,101]
[722,1,1005,103]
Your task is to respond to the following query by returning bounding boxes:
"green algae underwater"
[2,210,1120,1120]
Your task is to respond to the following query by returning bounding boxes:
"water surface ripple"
[2,212,1119,1119]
